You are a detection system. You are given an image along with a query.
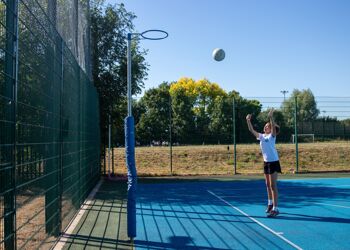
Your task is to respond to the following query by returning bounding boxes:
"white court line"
[207,190,303,250]
[313,202,350,209]
[53,179,103,250]
[218,195,263,198]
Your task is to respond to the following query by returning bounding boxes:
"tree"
[208,95,233,143]
[281,89,319,126]
[170,87,196,144]
[91,1,149,146]
[136,83,171,145]
[233,94,262,143]
[256,109,292,142]
[170,77,227,143]
[341,118,350,126]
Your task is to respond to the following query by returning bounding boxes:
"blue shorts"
[264,161,282,174]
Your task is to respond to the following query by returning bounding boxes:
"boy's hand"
[268,108,274,118]
[246,114,252,121]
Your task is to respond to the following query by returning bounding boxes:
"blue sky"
[106,0,350,98]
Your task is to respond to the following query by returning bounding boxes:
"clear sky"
[106,0,350,98]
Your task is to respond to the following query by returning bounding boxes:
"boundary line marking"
[53,179,103,250]
[207,190,303,250]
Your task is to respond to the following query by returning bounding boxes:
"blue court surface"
[135,177,350,249]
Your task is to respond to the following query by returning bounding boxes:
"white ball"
[212,48,225,61]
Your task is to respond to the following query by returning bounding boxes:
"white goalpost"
[291,134,315,143]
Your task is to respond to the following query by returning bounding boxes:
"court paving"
[55,176,350,249]
[135,177,350,249]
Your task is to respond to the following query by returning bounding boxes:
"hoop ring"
[139,29,168,40]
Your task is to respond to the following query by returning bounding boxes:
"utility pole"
[281,90,289,100]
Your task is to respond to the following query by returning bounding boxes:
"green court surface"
[54,179,132,250]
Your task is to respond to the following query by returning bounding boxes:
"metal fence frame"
[104,95,350,176]
[0,0,100,249]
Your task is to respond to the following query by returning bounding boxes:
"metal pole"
[103,145,106,174]
[169,95,173,175]
[108,114,111,175]
[4,0,19,247]
[127,33,132,116]
[124,29,167,240]
[233,98,237,175]
[281,90,288,101]
[112,147,115,174]
[126,32,136,240]
[294,96,299,173]
[59,38,64,234]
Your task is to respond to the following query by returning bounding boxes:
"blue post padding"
[125,116,137,238]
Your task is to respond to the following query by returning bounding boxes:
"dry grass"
[106,141,350,176]
[0,192,63,249]
[15,195,57,250]
[0,192,90,250]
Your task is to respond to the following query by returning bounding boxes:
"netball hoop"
[139,29,168,40]
[125,29,168,240]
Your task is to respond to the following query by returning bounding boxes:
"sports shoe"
[265,205,273,213]
[267,209,279,218]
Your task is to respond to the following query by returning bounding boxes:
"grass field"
[105,141,350,176]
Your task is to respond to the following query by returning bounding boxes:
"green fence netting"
[0,0,100,249]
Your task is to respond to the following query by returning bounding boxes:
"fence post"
[169,95,173,175]
[79,67,82,204]
[59,37,64,234]
[294,96,299,173]
[3,0,19,248]
[103,144,106,175]
[44,0,61,236]
[322,119,325,141]
[108,114,111,175]
[112,147,115,174]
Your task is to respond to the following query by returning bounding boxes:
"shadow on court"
[279,212,350,223]
[135,236,230,250]
[56,178,132,250]
[135,177,350,249]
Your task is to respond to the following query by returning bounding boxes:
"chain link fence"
[0,0,99,249]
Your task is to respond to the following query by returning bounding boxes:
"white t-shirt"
[257,133,279,162]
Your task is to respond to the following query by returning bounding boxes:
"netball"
[212,48,225,61]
